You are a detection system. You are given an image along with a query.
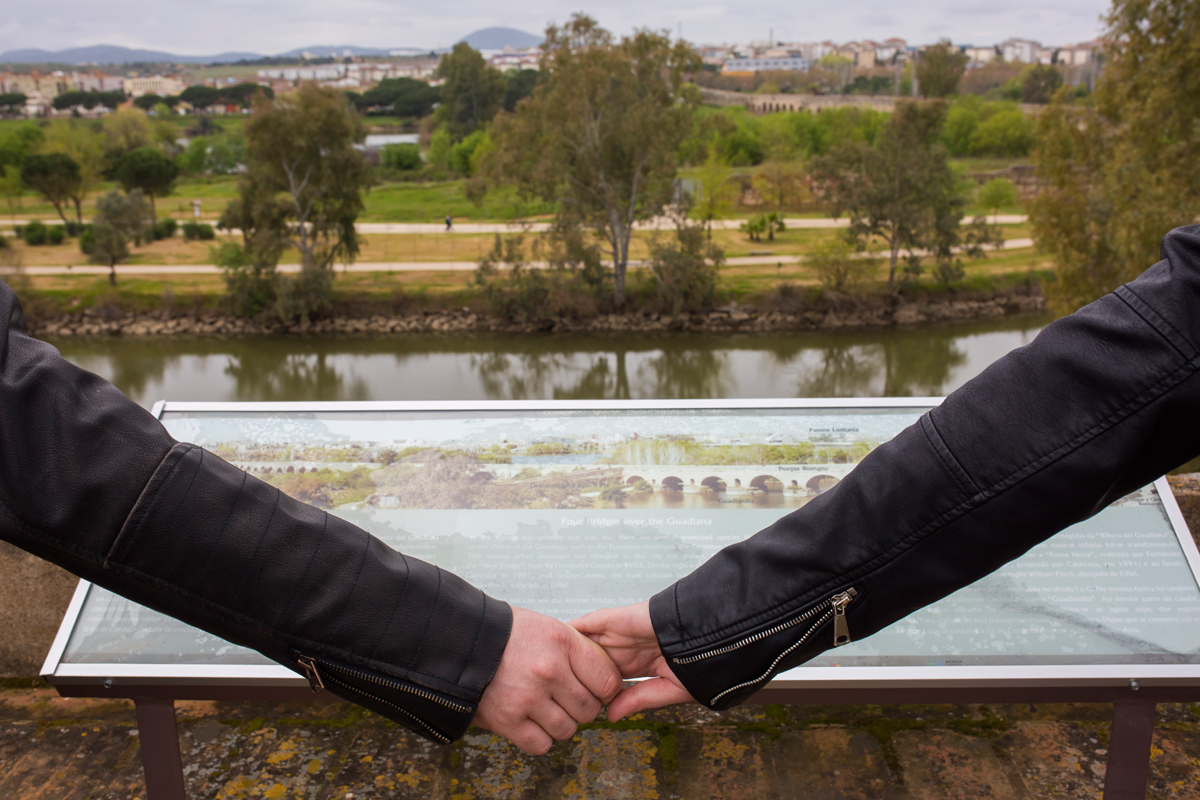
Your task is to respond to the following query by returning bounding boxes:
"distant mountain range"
[459,27,543,50]
[0,28,543,67]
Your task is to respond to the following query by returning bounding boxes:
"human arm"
[580,225,1200,714]
[0,280,616,747]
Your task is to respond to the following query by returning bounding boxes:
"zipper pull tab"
[831,589,857,647]
[297,655,325,694]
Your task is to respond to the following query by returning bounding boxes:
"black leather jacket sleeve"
[652,224,1200,709]
[0,281,511,743]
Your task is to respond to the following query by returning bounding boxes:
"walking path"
[1,215,1029,236]
[10,239,1035,276]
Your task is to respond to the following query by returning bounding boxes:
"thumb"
[569,631,623,704]
[606,677,695,722]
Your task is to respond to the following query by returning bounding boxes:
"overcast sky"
[0,0,1111,57]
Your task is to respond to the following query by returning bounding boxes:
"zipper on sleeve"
[676,588,857,706]
[292,651,471,745]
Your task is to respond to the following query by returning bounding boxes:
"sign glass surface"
[59,407,1200,668]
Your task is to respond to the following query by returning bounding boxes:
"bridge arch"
[750,475,784,493]
[661,476,684,492]
[806,474,840,495]
[626,475,645,486]
[700,476,725,492]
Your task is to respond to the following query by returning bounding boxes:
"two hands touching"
[473,603,694,754]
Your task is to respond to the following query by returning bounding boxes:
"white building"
[998,38,1053,65]
[723,55,808,74]
[125,76,185,97]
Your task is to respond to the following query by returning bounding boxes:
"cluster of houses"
[0,70,184,115]
[712,37,1104,78]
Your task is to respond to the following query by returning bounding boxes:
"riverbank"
[24,286,1045,338]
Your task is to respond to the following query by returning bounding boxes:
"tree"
[42,121,107,223]
[103,106,156,157]
[753,158,805,214]
[504,69,540,111]
[360,78,440,117]
[1031,0,1200,314]
[809,235,876,293]
[240,83,371,320]
[180,85,221,110]
[812,100,989,290]
[917,41,968,98]
[112,147,178,222]
[691,147,736,239]
[482,14,701,305]
[968,108,1035,156]
[20,153,81,225]
[381,142,423,170]
[435,43,508,138]
[1021,65,1063,104]
[89,190,149,285]
[0,93,26,115]
[977,177,1019,223]
[133,94,164,111]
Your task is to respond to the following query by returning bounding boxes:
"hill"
[0,44,260,65]
[459,27,542,50]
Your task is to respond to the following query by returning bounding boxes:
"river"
[48,313,1050,408]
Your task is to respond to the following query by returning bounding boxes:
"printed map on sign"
[60,407,1200,668]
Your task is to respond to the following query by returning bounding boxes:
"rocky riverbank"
[25,288,1046,338]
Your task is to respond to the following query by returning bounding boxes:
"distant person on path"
[445,214,453,231]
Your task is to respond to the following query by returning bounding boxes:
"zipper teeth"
[709,609,833,706]
[313,656,472,715]
[320,670,452,745]
[673,601,828,665]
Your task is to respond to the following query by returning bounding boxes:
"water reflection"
[48,314,1050,407]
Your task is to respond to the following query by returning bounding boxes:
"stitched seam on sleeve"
[1117,286,1196,361]
[454,592,489,686]
[105,444,193,566]
[668,352,1198,652]
[185,468,247,594]
[368,550,411,663]
[408,568,443,670]
[229,488,283,608]
[104,559,477,703]
[273,511,329,630]
[921,414,980,497]
[325,514,369,644]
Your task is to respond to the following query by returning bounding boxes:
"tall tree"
[89,189,149,286]
[103,106,156,157]
[691,148,736,240]
[916,40,969,98]
[435,43,508,138]
[240,83,371,320]
[1021,64,1063,104]
[1031,0,1200,314]
[20,153,81,225]
[112,146,178,222]
[42,121,107,223]
[812,100,987,289]
[482,14,701,305]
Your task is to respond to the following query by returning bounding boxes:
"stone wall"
[0,542,78,676]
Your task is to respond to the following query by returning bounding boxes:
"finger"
[568,607,614,636]
[506,718,555,756]
[530,700,579,741]
[568,632,623,704]
[606,678,695,722]
[551,671,602,724]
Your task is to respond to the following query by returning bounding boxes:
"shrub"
[21,220,47,246]
[63,221,87,237]
[79,227,95,254]
[275,268,333,323]
[472,233,603,324]
[381,142,423,171]
[644,224,722,318]
[761,281,805,313]
[45,225,65,245]
[809,236,875,293]
[969,109,1035,157]
[153,218,178,239]
[213,241,277,319]
[182,222,215,240]
[932,259,966,287]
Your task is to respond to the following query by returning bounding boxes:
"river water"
[48,314,1051,408]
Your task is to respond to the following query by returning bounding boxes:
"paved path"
[10,239,1035,276]
[1,215,1030,236]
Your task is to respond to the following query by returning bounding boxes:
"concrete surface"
[1,686,1199,799]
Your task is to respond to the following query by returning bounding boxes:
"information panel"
[56,404,1200,672]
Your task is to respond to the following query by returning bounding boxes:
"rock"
[893,305,925,325]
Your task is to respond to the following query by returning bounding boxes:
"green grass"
[361,180,553,222]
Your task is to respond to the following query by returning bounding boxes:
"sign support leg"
[1102,699,1156,800]
[134,697,186,800]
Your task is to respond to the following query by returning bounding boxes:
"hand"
[570,601,695,721]
[475,606,622,755]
